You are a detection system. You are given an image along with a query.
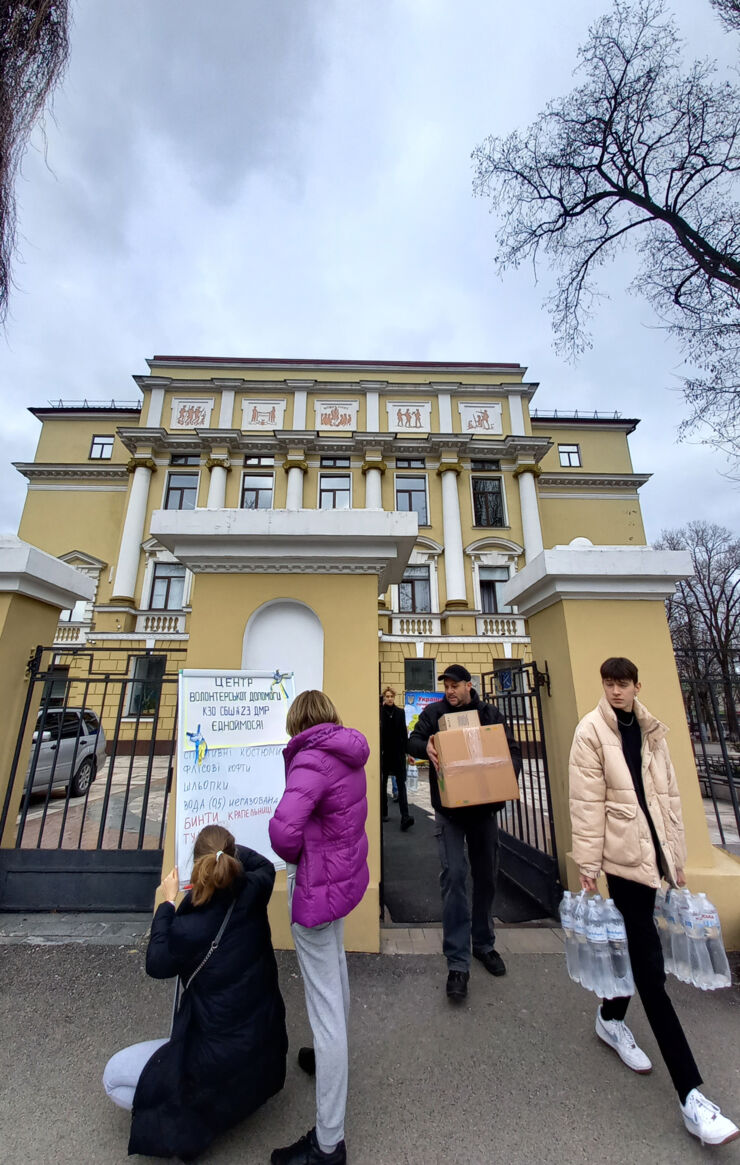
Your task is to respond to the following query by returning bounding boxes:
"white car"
[25,708,107,798]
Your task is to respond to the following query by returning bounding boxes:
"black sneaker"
[297,1046,316,1076]
[473,947,506,976]
[271,1127,347,1165]
[400,815,415,831]
[446,969,469,1002]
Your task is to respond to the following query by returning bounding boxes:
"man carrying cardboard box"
[407,664,522,1003]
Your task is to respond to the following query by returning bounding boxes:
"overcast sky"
[2,0,738,541]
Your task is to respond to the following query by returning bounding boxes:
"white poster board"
[175,669,294,885]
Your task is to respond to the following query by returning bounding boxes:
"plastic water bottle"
[683,892,714,990]
[666,889,691,983]
[654,888,674,974]
[406,762,418,793]
[696,893,732,989]
[572,892,590,988]
[559,891,579,984]
[585,895,613,998]
[604,898,634,997]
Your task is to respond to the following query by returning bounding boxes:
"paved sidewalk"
[0,919,738,1164]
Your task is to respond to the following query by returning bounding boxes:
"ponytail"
[190,825,242,907]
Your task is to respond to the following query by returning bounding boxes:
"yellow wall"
[18,487,126,601]
[0,595,63,847]
[33,417,134,464]
[161,571,382,952]
[539,496,646,548]
[533,425,636,474]
[526,596,740,947]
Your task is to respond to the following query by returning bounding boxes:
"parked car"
[25,708,107,797]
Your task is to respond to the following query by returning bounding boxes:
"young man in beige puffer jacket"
[569,657,738,1148]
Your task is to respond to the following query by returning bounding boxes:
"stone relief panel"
[170,398,215,429]
[314,399,360,430]
[241,398,287,429]
[386,401,432,432]
[457,401,503,433]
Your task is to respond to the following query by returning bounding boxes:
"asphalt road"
[1,940,739,1165]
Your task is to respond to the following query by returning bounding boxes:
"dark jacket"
[407,689,522,821]
[380,703,408,778]
[129,845,287,1161]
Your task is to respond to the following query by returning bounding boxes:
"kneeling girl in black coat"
[103,824,288,1161]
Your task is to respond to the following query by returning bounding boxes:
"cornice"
[538,472,651,490]
[13,463,129,482]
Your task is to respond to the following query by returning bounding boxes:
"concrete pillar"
[515,466,544,560]
[206,458,230,508]
[111,458,155,602]
[284,457,307,510]
[438,462,467,606]
[503,539,740,948]
[362,457,385,509]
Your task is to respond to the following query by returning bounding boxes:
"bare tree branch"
[0,1,69,324]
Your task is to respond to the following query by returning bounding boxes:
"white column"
[439,466,466,605]
[364,467,383,508]
[437,392,452,432]
[112,462,153,601]
[285,466,305,510]
[206,462,228,508]
[366,391,379,431]
[517,469,544,560]
[292,390,307,429]
[146,387,164,427]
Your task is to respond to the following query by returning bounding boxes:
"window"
[395,475,428,525]
[150,563,186,610]
[40,666,69,708]
[89,435,114,460]
[472,477,505,527]
[471,458,500,471]
[127,656,167,717]
[319,473,351,509]
[558,443,581,467]
[244,455,275,466]
[396,458,425,468]
[320,457,351,467]
[479,567,511,614]
[241,473,274,510]
[399,565,431,612]
[170,454,201,466]
[164,471,198,510]
[404,658,435,691]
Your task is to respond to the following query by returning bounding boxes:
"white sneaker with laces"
[681,1089,740,1147]
[595,1008,652,1073]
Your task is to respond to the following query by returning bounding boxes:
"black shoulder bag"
[169,900,235,1033]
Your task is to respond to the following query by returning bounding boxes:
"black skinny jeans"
[600,874,702,1103]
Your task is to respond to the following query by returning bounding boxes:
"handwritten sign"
[175,669,294,885]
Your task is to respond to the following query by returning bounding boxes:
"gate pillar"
[0,537,95,846]
[503,539,740,948]
[151,507,418,953]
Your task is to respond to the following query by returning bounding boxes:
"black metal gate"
[679,665,740,854]
[0,645,184,911]
[482,661,561,917]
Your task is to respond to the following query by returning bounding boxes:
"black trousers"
[381,771,409,818]
[600,874,702,1103]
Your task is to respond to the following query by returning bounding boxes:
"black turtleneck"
[615,706,663,872]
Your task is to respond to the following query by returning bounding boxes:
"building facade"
[13,356,650,715]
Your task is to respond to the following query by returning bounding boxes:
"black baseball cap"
[438,664,472,682]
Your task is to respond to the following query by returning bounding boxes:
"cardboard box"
[434,723,520,809]
[438,708,481,732]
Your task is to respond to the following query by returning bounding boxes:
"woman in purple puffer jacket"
[268,690,369,1165]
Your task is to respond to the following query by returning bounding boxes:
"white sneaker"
[681,1089,740,1147]
[595,1008,652,1073]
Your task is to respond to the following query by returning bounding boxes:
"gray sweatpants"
[103,1037,168,1110]
[289,873,350,1150]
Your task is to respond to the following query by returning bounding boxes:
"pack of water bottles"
[559,891,635,998]
[653,888,732,990]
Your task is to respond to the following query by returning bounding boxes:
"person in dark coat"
[380,686,414,831]
[407,664,522,1004]
[103,824,288,1162]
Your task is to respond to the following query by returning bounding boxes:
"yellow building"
[14,358,650,698]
